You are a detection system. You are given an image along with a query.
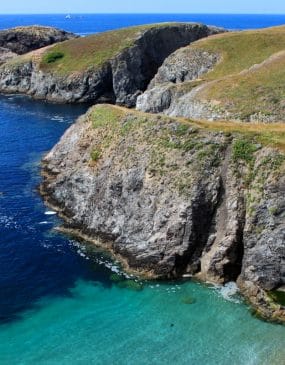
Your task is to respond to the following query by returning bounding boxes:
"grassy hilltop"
[190,26,285,120]
[39,23,185,75]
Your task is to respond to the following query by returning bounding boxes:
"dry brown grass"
[187,119,285,151]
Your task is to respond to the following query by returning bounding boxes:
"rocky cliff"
[0,23,224,105]
[137,26,285,123]
[0,26,76,55]
[40,104,285,323]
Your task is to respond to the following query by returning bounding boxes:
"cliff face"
[0,26,76,55]
[136,46,220,115]
[41,104,285,322]
[0,24,224,105]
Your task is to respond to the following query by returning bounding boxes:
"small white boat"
[65,14,72,19]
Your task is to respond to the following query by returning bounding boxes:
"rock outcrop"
[148,47,220,88]
[0,23,224,105]
[0,26,76,55]
[136,45,222,117]
[40,104,285,323]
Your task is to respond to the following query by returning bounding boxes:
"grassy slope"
[39,23,183,75]
[190,26,285,119]
[189,118,285,152]
[92,104,285,153]
[202,51,285,119]
[192,26,285,80]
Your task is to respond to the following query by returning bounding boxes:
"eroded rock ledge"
[40,104,285,323]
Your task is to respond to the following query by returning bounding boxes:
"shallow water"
[1,278,285,365]
[0,94,285,364]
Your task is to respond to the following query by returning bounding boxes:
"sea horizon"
[1,13,285,35]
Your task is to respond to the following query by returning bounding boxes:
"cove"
[0,95,285,365]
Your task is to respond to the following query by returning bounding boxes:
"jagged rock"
[136,47,220,115]
[0,26,76,55]
[40,105,227,277]
[148,47,220,88]
[0,23,224,105]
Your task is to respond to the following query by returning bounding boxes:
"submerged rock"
[181,296,197,305]
[116,280,144,291]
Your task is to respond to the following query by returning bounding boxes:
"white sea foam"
[45,211,57,215]
[219,282,241,303]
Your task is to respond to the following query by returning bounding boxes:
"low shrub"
[44,51,64,64]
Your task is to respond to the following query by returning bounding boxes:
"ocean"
[0,14,285,365]
[1,13,285,35]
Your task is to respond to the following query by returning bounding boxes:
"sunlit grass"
[187,118,285,151]
[39,23,184,75]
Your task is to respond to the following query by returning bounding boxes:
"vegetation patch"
[189,119,285,152]
[269,290,285,306]
[43,51,64,64]
[91,104,124,129]
[232,138,258,163]
[188,26,285,119]
[90,148,101,162]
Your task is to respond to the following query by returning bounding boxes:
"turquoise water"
[0,95,284,365]
[1,277,285,365]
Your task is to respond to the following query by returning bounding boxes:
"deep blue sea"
[1,13,285,35]
[0,14,285,365]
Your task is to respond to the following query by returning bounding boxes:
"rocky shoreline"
[0,23,284,324]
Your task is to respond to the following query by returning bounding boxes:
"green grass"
[192,26,285,80]
[232,138,259,163]
[90,149,101,162]
[39,23,183,75]
[200,51,285,118]
[43,51,64,64]
[90,104,124,128]
[188,26,285,119]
